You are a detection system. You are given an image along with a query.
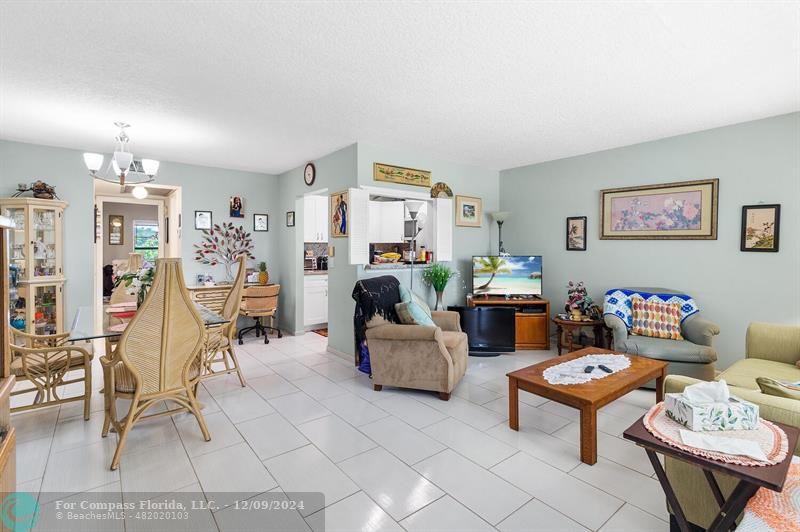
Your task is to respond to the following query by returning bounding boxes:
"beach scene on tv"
[472,256,542,296]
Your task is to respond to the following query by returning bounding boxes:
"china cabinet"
[0,198,67,335]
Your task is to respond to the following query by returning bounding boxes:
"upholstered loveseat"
[604,287,720,382]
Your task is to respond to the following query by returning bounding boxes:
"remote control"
[584,365,595,373]
[598,364,612,373]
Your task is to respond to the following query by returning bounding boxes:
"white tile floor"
[14,332,668,531]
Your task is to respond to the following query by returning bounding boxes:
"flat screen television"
[472,255,542,297]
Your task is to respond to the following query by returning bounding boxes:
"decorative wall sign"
[373,162,432,188]
[108,215,124,245]
[194,211,212,230]
[566,216,587,251]
[253,213,269,232]
[741,204,780,252]
[229,196,244,218]
[330,191,349,237]
[600,179,718,240]
[286,211,295,227]
[430,182,454,198]
[455,195,482,227]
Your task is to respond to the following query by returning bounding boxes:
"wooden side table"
[552,317,611,355]
[624,418,799,532]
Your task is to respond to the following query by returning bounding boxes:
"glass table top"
[68,304,228,342]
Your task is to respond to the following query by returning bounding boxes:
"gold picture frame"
[330,190,349,237]
[600,179,718,240]
[373,162,432,188]
[455,195,482,227]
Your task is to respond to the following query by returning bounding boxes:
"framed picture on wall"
[286,211,295,227]
[741,204,780,252]
[330,190,349,237]
[600,178,718,240]
[566,216,587,251]
[229,196,244,218]
[254,213,269,232]
[455,195,482,227]
[108,215,124,245]
[194,210,212,230]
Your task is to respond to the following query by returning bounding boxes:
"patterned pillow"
[630,298,683,340]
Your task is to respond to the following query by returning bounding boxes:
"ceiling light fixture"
[131,185,149,200]
[84,122,159,191]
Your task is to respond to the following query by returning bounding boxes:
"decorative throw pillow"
[630,297,683,340]
[395,301,436,326]
[398,285,433,319]
[756,377,800,401]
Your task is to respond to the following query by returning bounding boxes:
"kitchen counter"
[304,270,329,276]
[364,262,428,270]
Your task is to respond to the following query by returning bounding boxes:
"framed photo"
[455,195,482,227]
[229,196,244,218]
[373,162,432,188]
[741,204,780,252]
[253,213,268,232]
[600,178,718,240]
[286,211,295,227]
[330,191,349,237]
[108,215,124,245]
[566,216,587,251]
[194,210,212,230]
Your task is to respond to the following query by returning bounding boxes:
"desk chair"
[238,284,282,344]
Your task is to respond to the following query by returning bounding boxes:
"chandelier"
[83,122,159,199]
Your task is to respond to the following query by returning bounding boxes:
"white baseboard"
[327,346,351,363]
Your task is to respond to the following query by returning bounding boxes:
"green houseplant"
[422,262,458,310]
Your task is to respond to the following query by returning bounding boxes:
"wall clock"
[304,163,316,186]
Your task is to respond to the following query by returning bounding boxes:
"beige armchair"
[101,258,210,470]
[663,322,800,529]
[366,310,468,400]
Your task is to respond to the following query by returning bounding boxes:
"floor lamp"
[490,211,510,254]
[405,201,424,290]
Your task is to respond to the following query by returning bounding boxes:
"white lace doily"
[543,354,631,385]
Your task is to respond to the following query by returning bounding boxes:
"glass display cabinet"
[0,198,67,335]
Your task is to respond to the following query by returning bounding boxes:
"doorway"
[92,182,181,330]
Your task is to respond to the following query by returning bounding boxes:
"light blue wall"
[499,113,800,368]
[275,144,358,357]
[0,139,279,324]
[356,143,499,311]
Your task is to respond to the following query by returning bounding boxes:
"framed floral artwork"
[741,204,780,252]
[455,195,482,227]
[600,179,718,240]
[566,216,586,251]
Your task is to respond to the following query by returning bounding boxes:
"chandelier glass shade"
[84,122,159,187]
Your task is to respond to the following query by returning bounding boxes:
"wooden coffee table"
[507,347,667,465]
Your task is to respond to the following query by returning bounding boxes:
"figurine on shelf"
[564,280,594,320]
[12,180,59,199]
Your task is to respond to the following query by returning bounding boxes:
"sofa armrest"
[664,374,703,394]
[431,311,461,332]
[681,315,720,347]
[604,314,628,348]
[366,324,441,342]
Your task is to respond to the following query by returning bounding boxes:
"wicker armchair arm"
[10,329,71,347]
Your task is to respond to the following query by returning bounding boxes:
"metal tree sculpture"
[194,222,254,281]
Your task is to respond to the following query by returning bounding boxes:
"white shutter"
[433,198,453,261]
[349,187,370,265]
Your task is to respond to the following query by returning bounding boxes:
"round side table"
[552,317,611,355]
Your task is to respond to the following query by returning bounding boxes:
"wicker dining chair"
[9,329,93,419]
[100,258,210,470]
[199,255,248,387]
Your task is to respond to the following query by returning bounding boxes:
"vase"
[435,290,444,311]
[224,262,234,282]
[258,271,269,285]
[137,291,145,308]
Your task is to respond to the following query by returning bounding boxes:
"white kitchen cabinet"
[303,195,329,243]
[367,201,404,242]
[303,274,328,326]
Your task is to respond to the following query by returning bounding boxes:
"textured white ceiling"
[1,1,798,174]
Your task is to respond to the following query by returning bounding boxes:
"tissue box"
[664,393,759,432]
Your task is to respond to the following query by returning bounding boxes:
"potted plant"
[114,263,156,307]
[422,262,458,310]
[258,261,269,285]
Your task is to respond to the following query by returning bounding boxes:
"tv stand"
[468,295,550,350]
